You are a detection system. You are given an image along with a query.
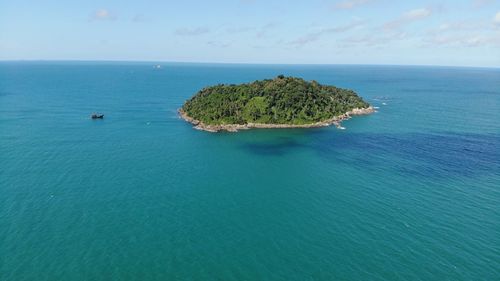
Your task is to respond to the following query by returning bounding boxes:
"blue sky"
[1,0,499,67]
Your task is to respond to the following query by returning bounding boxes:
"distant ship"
[91,113,104,119]
[154,65,162,69]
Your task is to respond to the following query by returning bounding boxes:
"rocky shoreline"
[178,106,375,132]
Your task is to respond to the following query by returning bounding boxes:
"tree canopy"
[181,76,370,125]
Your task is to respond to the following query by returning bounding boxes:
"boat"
[91,113,104,119]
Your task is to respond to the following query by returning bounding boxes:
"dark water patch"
[236,129,500,179]
[307,130,500,178]
[239,136,305,156]
[0,91,15,97]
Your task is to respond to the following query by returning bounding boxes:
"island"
[179,75,374,132]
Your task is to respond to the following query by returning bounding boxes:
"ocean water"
[1,61,499,281]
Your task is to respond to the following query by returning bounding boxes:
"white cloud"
[494,11,500,25]
[435,20,488,32]
[342,30,407,47]
[404,8,432,20]
[384,8,432,29]
[324,19,366,33]
[473,0,494,8]
[226,26,255,33]
[174,27,210,36]
[424,34,499,47]
[207,41,232,48]
[289,33,322,46]
[256,23,278,38]
[334,0,371,10]
[91,9,115,21]
[289,19,366,46]
[423,18,500,48]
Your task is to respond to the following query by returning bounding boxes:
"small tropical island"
[179,75,374,132]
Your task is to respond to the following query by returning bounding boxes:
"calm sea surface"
[1,62,499,280]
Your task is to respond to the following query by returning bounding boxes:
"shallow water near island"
[1,62,499,280]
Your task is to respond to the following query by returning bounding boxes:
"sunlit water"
[1,62,499,280]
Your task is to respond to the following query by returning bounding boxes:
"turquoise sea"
[1,62,499,281]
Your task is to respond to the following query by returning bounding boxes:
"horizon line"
[0,59,498,70]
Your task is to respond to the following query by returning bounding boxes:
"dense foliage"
[182,75,370,125]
